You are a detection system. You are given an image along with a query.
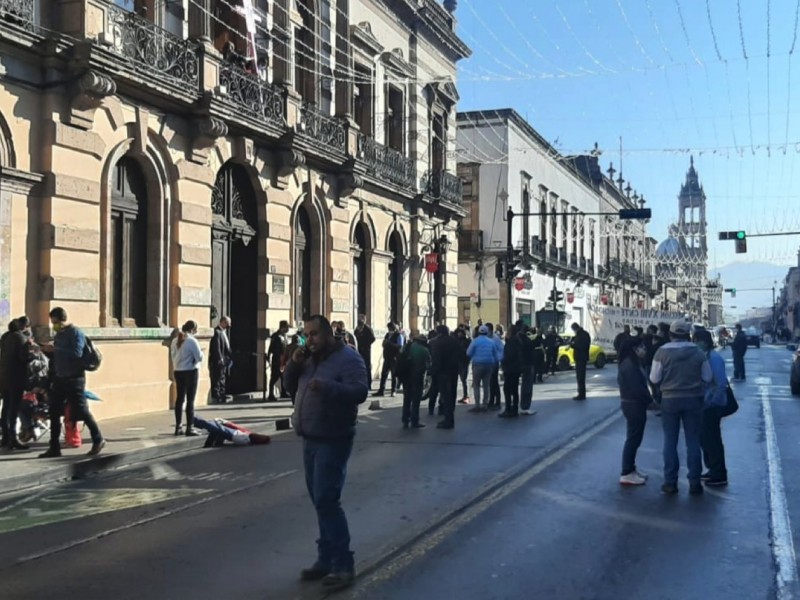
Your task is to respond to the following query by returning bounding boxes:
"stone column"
[329,203,352,323]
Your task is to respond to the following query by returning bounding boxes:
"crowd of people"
[0,308,105,458]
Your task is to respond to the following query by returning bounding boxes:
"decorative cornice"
[194,116,228,140]
[78,69,117,100]
[0,166,44,194]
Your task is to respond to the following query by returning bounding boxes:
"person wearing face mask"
[693,328,729,487]
[616,337,653,486]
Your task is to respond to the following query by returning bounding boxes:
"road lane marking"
[13,469,297,565]
[0,488,209,534]
[149,462,183,481]
[350,410,622,596]
[758,376,799,600]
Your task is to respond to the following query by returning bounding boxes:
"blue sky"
[453,0,800,281]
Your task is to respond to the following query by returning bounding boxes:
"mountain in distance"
[710,261,795,312]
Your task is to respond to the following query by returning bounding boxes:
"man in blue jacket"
[39,307,105,458]
[284,315,368,591]
[467,325,500,412]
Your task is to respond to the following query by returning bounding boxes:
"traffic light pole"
[505,206,651,326]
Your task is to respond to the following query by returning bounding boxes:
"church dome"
[656,237,681,257]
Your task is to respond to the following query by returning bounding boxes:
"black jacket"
[0,329,27,389]
[209,327,232,368]
[354,324,376,354]
[519,333,535,367]
[430,334,461,376]
[617,356,652,404]
[570,328,591,363]
[268,331,287,364]
[544,332,562,352]
[502,336,524,374]
[732,331,748,356]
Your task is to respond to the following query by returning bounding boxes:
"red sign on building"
[424,252,439,273]
[566,292,575,304]
[514,278,525,291]
[600,294,609,305]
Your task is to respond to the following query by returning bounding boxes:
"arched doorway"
[294,206,313,323]
[353,224,369,326]
[211,163,259,394]
[388,232,403,324]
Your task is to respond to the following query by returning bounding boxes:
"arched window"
[353,225,368,325]
[388,232,403,324]
[295,207,313,322]
[110,157,148,327]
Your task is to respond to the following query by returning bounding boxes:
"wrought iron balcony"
[298,103,347,153]
[608,257,622,276]
[557,247,568,266]
[423,170,463,205]
[531,236,546,259]
[106,5,201,93]
[0,0,34,30]
[579,256,587,273]
[219,63,286,128]
[548,245,558,262]
[586,258,594,276]
[597,264,608,280]
[357,134,415,189]
[569,253,579,270]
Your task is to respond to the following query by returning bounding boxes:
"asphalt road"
[1,347,798,600]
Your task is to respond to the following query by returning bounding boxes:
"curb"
[1,419,286,496]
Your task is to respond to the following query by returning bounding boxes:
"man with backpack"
[39,307,105,458]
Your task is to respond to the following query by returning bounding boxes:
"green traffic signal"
[736,231,746,240]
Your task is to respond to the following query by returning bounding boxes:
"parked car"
[791,349,800,396]
[745,327,761,349]
[557,335,607,370]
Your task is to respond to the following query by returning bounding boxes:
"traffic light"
[554,290,564,303]
[724,287,737,298]
[618,208,652,220]
[735,231,747,254]
[495,261,505,280]
[549,289,564,303]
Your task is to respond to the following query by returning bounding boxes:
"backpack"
[82,337,103,372]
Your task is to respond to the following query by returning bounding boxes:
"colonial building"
[456,109,656,331]
[655,158,718,323]
[0,0,469,418]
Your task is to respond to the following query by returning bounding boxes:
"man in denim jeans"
[466,325,499,413]
[284,315,368,591]
[649,318,712,495]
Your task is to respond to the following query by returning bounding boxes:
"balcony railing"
[587,258,594,276]
[531,236,546,259]
[557,247,568,266]
[424,170,463,205]
[579,256,587,273]
[548,245,558,262]
[357,135,415,189]
[597,264,608,280]
[0,0,34,30]
[219,63,285,128]
[569,253,578,270]
[298,103,347,153]
[106,5,201,93]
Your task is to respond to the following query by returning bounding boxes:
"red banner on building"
[424,252,439,273]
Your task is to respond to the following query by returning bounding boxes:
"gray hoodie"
[649,341,712,400]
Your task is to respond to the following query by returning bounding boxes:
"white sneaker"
[519,409,537,416]
[619,472,647,486]
[635,469,649,480]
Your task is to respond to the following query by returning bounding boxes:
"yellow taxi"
[557,334,607,370]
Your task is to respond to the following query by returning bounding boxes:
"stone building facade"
[456,109,656,331]
[0,0,469,418]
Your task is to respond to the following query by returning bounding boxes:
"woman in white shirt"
[170,320,203,436]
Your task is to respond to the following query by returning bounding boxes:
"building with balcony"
[0,0,469,418]
[457,110,602,330]
[456,110,657,330]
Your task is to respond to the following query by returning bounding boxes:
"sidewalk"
[0,398,295,495]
